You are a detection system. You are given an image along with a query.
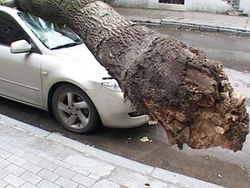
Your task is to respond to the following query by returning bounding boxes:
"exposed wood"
[6,0,248,151]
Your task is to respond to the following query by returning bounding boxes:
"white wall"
[111,0,150,8]
[112,0,185,11]
[185,0,233,13]
[111,0,233,14]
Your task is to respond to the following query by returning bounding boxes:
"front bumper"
[86,86,149,128]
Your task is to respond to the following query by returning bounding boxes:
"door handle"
[42,71,48,76]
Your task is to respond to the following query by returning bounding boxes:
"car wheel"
[52,84,101,134]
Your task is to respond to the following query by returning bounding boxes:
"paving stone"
[5,164,25,176]
[9,147,27,157]
[0,115,50,137]
[92,179,120,188]
[0,142,12,151]
[3,174,25,187]
[160,21,182,29]
[109,168,150,188]
[0,180,7,188]
[88,173,100,181]
[246,18,250,30]
[71,166,90,176]
[131,18,161,25]
[151,168,222,188]
[54,166,75,179]
[37,169,59,182]
[110,156,154,175]
[20,183,38,188]
[26,156,44,165]
[0,140,9,147]
[238,31,250,36]
[31,140,72,160]
[134,21,161,27]
[55,177,78,188]
[218,27,238,34]
[0,115,223,188]
[181,23,200,30]
[37,153,55,162]
[53,159,71,169]
[0,149,12,159]
[9,141,26,149]
[47,133,153,175]
[20,171,42,185]
[4,185,15,188]
[21,154,38,164]
[38,159,58,171]
[77,186,87,188]
[200,25,218,32]
[64,154,115,177]
[166,185,180,188]
[72,174,96,187]
[149,179,175,188]
[37,180,60,188]
[0,158,10,168]
[22,162,42,174]
[0,135,13,143]
[0,168,10,179]
[7,155,26,166]
[23,146,41,156]
[56,152,73,161]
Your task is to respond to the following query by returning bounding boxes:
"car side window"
[0,11,29,46]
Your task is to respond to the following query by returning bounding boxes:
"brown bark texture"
[14,0,249,151]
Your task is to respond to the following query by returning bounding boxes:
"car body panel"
[0,44,43,105]
[0,6,149,128]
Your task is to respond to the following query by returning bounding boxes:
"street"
[0,28,250,188]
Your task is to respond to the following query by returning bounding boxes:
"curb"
[131,19,250,36]
[0,114,225,188]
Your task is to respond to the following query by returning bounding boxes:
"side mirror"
[10,40,32,54]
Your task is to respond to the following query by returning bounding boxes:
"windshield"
[18,12,83,50]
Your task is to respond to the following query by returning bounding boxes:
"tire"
[52,84,101,134]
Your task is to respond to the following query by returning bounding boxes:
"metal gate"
[239,0,250,16]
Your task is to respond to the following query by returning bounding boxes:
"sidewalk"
[0,114,224,188]
[115,7,250,35]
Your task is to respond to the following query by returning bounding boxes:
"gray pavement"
[115,7,250,35]
[0,114,224,188]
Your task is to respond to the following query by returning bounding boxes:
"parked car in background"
[0,6,149,133]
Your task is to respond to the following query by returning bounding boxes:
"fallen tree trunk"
[10,0,249,151]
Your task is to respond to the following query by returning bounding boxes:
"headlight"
[101,80,122,92]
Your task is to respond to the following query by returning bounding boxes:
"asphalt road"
[0,28,250,188]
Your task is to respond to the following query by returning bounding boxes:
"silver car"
[0,6,149,133]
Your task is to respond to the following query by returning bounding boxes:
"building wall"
[185,0,232,13]
[111,0,233,14]
[111,0,186,11]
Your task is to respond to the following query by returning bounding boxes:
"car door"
[0,11,43,106]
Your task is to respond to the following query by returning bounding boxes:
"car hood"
[52,43,110,80]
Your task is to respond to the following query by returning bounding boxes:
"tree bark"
[13,0,249,151]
